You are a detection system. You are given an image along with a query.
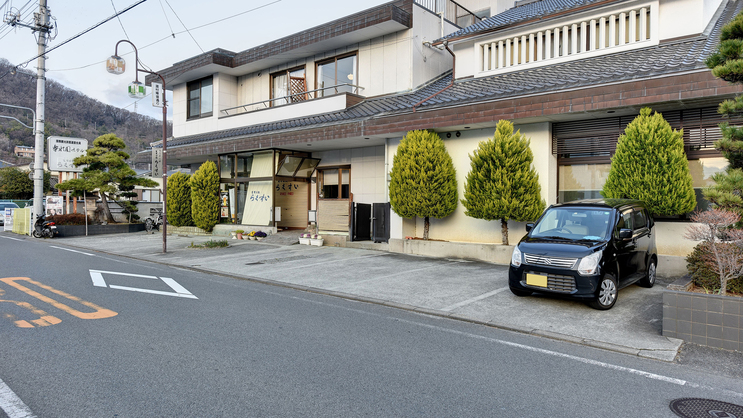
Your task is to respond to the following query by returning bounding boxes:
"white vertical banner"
[242,181,272,226]
[152,148,163,178]
[152,82,164,108]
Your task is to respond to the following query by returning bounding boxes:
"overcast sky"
[0,0,389,120]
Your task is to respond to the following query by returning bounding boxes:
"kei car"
[508,199,657,310]
[0,202,20,226]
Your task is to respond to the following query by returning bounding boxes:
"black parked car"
[509,199,657,310]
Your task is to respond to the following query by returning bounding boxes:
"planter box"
[299,237,311,245]
[310,238,324,246]
[663,278,743,351]
[55,223,145,237]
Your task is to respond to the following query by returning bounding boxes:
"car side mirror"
[525,223,534,232]
[618,228,632,239]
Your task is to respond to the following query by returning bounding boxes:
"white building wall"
[411,5,460,88]
[312,145,386,205]
[658,0,723,40]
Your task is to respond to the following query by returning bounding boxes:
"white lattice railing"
[478,3,656,74]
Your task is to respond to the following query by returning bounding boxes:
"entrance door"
[372,203,390,243]
[353,203,371,241]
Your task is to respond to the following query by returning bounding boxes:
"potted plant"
[248,231,256,240]
[230,230,238,239]
[299,233,311,245]
[310,234,323,246]
[234,229,244,240]
[255,230,267,241]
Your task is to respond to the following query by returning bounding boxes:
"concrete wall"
[411,5,459,88]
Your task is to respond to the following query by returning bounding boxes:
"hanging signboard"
[48,136,88,172]
[152,82,164,108]
[152,148,163,177]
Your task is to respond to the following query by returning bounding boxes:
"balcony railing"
[221,83,365,116]
[415,0,482,28]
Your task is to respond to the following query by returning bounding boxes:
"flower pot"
[310,238,324,246]
[236,233,243,240]
[249,236,256,240]
[256,237,264,241]
[299,237,311,245]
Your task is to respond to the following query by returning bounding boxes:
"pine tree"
[190,160,220,232]
[704,11,743,216]
[601,108,696,216]
[389,130,458,240]
[706,10,743,168]
[461,120,545,245]
[56,133,157,223]
[167,171,193,227]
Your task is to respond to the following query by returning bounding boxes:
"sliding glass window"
[316,53,357,98]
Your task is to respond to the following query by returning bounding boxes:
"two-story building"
[145,0,742,274]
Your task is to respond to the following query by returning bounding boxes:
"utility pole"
[33,0,51,220]
[4,0,51,219]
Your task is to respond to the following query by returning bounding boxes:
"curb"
[56,238,680,362]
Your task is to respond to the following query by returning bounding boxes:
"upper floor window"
[187,76,213,119]
[271,66,307,107]
[316,53,357,98]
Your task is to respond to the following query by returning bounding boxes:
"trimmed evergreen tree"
[389,130,458,240]
[167,171,193,227]
[56,133,158,223]
[601,108,696,216]
[461,120,545,245]
[190,160,219,232]
[706,10,743,169]
[704,12,743,217]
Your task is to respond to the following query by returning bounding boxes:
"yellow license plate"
[526,273,548,288]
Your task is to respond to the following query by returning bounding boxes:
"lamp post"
[107,40,168,253]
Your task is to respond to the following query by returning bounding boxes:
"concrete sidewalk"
[53,231,683,361]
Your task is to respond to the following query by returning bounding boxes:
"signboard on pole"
[152,148,163,178]
[3,208,13,231]
[48,136,88,172]
[152,82,164,108]
[45,196,63,216]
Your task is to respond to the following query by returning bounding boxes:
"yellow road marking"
[0,287,62,328]
[0,277,117,320]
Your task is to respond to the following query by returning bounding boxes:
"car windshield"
[0,203,19,209]
[530,207,612,241]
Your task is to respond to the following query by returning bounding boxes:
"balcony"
[416,0,483,28]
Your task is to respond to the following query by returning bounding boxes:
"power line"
[163,0,202,53]
[110,0,131,40]
[0,0,148,82]
[158,0,174,38]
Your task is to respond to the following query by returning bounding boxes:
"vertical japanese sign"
[220,191,229,218]
[4,208,13,231]
[48,137,88,172]
[152,148,163,178]
[152,82,164,108]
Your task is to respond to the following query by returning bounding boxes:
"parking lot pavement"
[52,231,683,361]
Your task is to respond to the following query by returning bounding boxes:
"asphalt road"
[1,236,743,417]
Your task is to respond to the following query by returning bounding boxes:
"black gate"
[372,202,390,243]
[353,203,371,241]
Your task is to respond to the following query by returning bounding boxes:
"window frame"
[270,65,307,108]
[315,52,358,98]
[317,166,351,200]
[187,76,213,120]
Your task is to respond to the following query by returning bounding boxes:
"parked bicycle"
[145,212,163,233]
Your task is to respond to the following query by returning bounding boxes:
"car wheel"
[588,274,617,310]
[509,285,532,297]
[639,258,656,288]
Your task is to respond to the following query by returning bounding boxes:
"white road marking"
[89,269,198,299]
[0,377,36,418]
[441,287,510,311]
[0,236,23,241]
[49,246,94,256]
[258,289,743,399]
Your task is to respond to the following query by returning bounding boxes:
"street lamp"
[108,40,169,253]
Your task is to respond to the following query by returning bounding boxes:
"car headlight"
[577,251,602,276]
[511,246,522,267]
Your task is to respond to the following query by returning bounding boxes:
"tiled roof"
[439,0,615,42]
[160,0,738,149]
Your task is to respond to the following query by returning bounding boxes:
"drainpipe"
[413,42,455,112]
